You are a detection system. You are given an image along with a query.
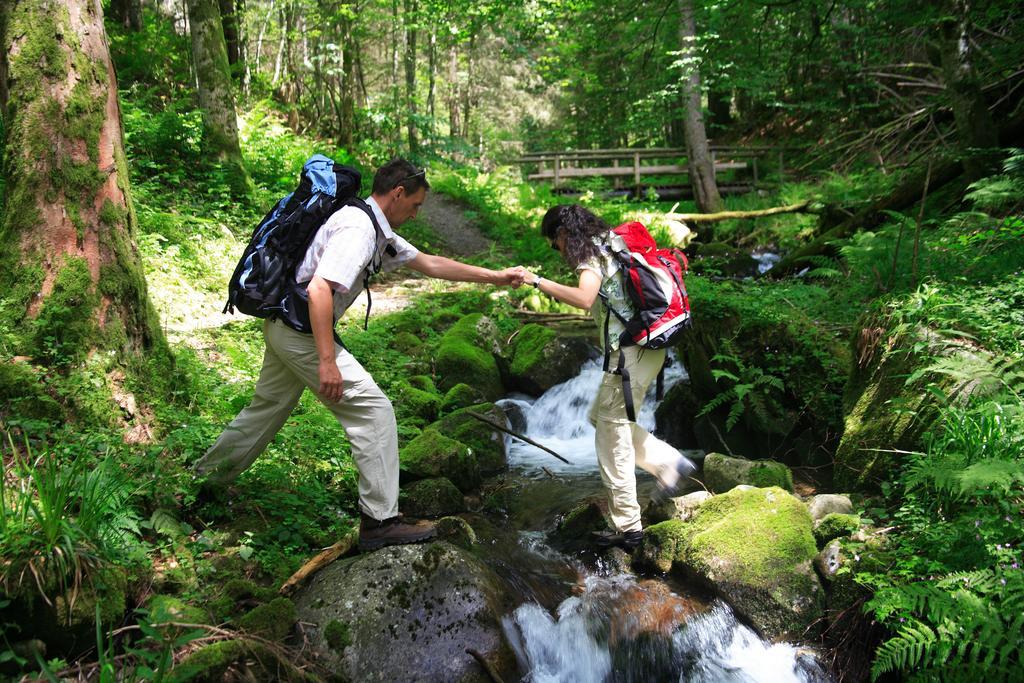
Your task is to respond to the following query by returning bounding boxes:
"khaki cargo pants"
[194,319,399,520]
[590,346,683,532]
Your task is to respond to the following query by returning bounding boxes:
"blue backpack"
[223,154,384,333]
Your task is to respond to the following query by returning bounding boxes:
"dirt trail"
[414,191,492,256]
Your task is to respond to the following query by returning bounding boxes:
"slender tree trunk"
[447,41,459,136]
[109,0,143,30]
[427,25,436,137]
[390,0,400,148]
[0,0,165,367]
[677,0,723,213]
[461,34,474,139]
[185,0,252,194]
[404,0,418,153]
[940,0,999,180]
[339,7,356,149]
[219,0,240,68]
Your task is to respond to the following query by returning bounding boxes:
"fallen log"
[279,529,359,596]
[666,201,817,223]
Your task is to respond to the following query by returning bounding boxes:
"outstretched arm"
[407,252,521,286]
[513,266,602,311]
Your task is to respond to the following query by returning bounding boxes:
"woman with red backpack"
[513,204,695,550]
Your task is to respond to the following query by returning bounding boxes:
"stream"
[486,354,831,682]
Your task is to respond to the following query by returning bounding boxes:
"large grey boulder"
[807,494,854,521]
[293,542,513,682]
[644,490,712,524]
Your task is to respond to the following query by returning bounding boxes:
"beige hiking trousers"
[194,319,400,520]
[590,346,683,533]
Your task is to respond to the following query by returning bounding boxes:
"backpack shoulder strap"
[343,197,393,330]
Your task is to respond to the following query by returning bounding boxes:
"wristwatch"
[531,276,542,289]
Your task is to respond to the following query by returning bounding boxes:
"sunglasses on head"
[399,169,426,184]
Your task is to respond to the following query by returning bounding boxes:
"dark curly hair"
[541,204,610,268]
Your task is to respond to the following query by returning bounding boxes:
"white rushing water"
[497,353,691,475]
[504,581,829,683]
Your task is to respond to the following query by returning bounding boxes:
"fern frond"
[872,621,938,680]
[956,459,1024,496]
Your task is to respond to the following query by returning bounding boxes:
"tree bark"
[447,41,459,137]
[404,0,418,153]
[427,26,436,137]
[677,0,723,213]
[219,0,241,68]
[0,0,164,365]
[185,0,252,194]
[339,5,356,150]
[939,0,999,180]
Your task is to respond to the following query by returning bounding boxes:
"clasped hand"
[500,265,537,288]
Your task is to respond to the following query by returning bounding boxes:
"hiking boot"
[590,529,644,550]
[653,455,698,501]
[359,513,437,552]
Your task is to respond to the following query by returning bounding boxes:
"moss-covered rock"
[400,477,465,517]
[292,542,514,682]
[551,497,609,547]
[638,486,823,640]
[434,314,504,400]
[835,319,991,491]
[394,331,423,355]
[509,323,597,396]
[323,619,352,652]
[399,429,480,492]
[393,380,442,425]
[408,375,437,393]
[813,513,861,547]
[236,597,296,641]
[168,639,315,682]
[430,403,508,474]
[439,382,487,415]
[435,516,478,549]
[702,453,793,493]
[643,490,712,525]
[146,595,208,627]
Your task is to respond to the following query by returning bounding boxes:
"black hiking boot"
[590,528,644,550]
[359,513,437,552]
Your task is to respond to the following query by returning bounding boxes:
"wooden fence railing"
[513,146,790,191]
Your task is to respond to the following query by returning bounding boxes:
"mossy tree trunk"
[185,0,252,195]
[0,0,164,365]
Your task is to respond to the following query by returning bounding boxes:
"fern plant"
[697,349,785,432]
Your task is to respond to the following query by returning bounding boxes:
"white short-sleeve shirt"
[294,196,419,320]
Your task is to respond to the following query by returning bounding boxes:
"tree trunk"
[447,41,459,137]
[185,0,252,194]
[427,26,436,137]
[404,0,418,153]
[939,0,999,180]
[461,34,474,139]
[0,0,165,368]
[339,7,356,150]
[109,0,143,30]
[677,0,723,213]
[219,0,241,68]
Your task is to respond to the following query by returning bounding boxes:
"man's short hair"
[372,158,430,195]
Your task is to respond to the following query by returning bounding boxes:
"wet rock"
[509,323,598,396]
[435,314,505,400]
[552,496,609,546]
[637,486,823,641]
[688,241,759,277]
[644,490,712,524]
[703,453,793,493]
[401,477,465,517]
[807,493,854,521]
[813,513,861,547]
[654,381,701,449]
[815,540,843,581]
[430,403,508,474]
[400,430,480,492]
[436,516,477,549]
[293,543,513,682]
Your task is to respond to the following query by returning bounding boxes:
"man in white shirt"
[195,159,523,551]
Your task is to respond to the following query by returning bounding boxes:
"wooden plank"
[527,161,746,180]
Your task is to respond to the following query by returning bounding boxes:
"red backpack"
[600,221,691,421]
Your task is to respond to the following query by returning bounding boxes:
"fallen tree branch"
[466,410,570,465]
[279,529,359,596]
[665,201,815,223]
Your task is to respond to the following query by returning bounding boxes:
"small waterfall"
[504,582,830,683]
[752,251,781,274]
[498,354,690,475]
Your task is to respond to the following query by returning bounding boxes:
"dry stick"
[911,159,933,288]
[279,529,359,596]
[466,410,571,464]
[664,201,812,223]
